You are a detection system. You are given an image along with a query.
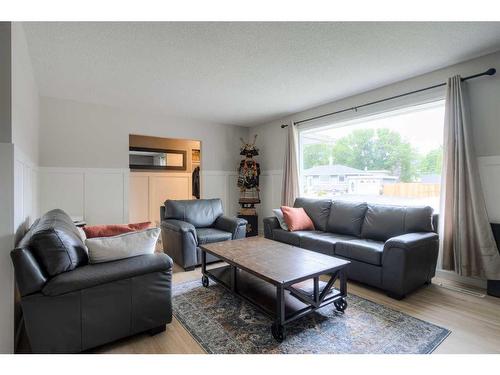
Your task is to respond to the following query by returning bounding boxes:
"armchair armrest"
[382,232,439,298]
[160,219,198,269]
[214,215,247,239]
[161,219,196,236]
[263,216,280,239]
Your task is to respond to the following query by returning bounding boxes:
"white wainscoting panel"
[13,146,39,242]
[40,169,85,219]
[39,167,129,225]
[256,169,283,232]
[129,174,150,223]
[39,168,246,226]
[130,170,238,226]
[149,173,191,224]
[129,171,192,225]
[201,171,240,217]
[478,155,500,223]
[85,170,129,225]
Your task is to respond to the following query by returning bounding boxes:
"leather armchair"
[11,209,173,353]
[160,199,247,270]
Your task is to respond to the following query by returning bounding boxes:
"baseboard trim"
[435,269,487,289]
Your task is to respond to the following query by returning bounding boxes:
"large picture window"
[299,100,445,210]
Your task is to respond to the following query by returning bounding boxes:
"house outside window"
[299,100,445,210]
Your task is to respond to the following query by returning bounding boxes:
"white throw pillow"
[77,226,87,241]
[76,227,89,254]
[85,227,160,264]
[273,208,289,231]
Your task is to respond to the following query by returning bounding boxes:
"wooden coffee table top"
[200,236,350,285]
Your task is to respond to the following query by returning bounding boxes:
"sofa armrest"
[263,216,280,239]
[11,247,48,297]
[42,253,172,296]
[214,215,247,239]
[382,232,439,298]
[384,232,439,250]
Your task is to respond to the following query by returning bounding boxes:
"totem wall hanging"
[237,135,261,236]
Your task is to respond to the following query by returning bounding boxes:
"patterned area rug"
[173,280,450,354]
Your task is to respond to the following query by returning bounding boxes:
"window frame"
[297,97,446,203]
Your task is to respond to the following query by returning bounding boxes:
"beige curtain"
[281,122,300,206]
[440,75,500,279]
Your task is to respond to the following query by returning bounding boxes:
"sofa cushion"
[29,209,89,277]
[165,199,223,228]
[293,197,332,231]
[300,232,357,256]
[272,229,321,247]
[327,201,367,236]
[335,239,384,266]
[361,204,434,241]
[196,228,232,245]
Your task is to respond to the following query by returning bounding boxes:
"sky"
[301,100,445,154]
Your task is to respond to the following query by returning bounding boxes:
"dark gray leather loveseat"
[160,198,247,270]
[10,209,173,353]
[264,198,439,299]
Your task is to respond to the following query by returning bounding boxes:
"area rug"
[173,280,450,354]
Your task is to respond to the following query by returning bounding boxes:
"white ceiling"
[23,22,500,127]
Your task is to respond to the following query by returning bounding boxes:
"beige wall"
[0,23,11,143]
[38,97,246,224]
[0,21,40,354]
[11,23,39,165]
[250,50,500,171]
[0,23,14,354]
[249,50,500,248]
[40,96,246,171]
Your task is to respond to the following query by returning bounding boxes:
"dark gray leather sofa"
[10,209,172,353]
[160,198,247,270]
[264,198,439,299]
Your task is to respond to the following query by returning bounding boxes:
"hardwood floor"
[95,262,500,354]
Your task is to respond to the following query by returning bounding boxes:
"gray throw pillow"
[273,208,289,231]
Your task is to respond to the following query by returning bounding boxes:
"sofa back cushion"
[164,198,223,228]
[29,209,89,277]
[293,197,331,231]
[405,206,435,233]
[327,201,368,236]
[361,204,434,241]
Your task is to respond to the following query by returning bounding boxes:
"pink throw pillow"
[83,222,152,238]
[280,206,315,231]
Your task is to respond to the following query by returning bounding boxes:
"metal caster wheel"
[334,298,348,312]
[271,323,286,342]
[202,275,209,287]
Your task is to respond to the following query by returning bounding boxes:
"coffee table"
[200,236,350,342]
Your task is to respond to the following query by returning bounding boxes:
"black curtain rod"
[281,68,496,128]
